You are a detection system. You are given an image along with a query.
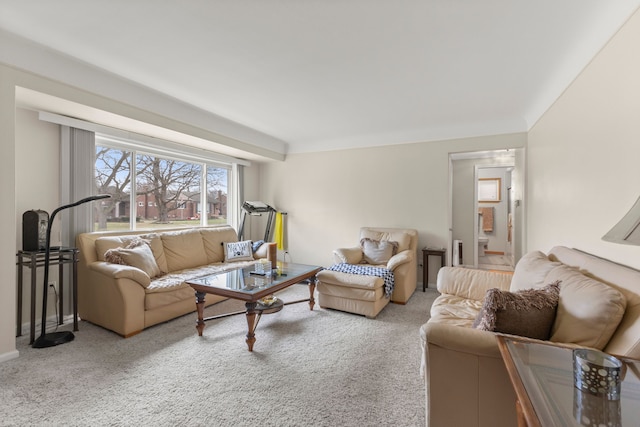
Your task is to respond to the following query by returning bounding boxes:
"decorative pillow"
[360,238,398,265]
[472,281,561,340]
[95,234,167,272]
[104,243,162,278]
[103,237,149,264]
[223,240,254,262]
[360,229,411,252]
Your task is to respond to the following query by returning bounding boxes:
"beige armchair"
[316,227,418,318]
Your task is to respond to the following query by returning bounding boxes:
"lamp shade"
[602,196,640,246]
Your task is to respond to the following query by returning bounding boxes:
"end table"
[16,247,79,344]
[422,247,446,291]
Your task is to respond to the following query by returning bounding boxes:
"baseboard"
[17,313,76,336]
[0,349,20,363]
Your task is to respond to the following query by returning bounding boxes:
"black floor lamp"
[32,194,111,349]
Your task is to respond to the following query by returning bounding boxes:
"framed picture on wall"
[478,178,501,202]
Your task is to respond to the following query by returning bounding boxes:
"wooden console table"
[422,247,446,291]
[16,247,79,344]
[498,335,640,427]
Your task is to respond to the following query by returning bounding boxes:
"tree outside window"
[94,145,230,231]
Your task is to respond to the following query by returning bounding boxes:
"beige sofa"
[421,246,640,427]
[316,227,418,318]
[77,226,268,337]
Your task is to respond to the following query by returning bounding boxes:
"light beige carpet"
[1,285,438,427]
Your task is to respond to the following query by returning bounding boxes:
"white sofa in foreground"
[77,226,268,337]
[421,246,640,427]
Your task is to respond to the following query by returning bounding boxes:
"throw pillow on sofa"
[472,281,561,340]
[95,233,168,274]
[105,242,162,278]
[223,240,254,262]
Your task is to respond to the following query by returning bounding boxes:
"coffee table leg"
[245,302,262,351]
[195,291,206,336]
[308,277,316,311]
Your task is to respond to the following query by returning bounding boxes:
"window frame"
[95,133,236,231]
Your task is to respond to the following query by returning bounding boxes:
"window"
[94,136,232,231]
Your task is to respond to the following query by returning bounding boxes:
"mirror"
[478,178,501,202]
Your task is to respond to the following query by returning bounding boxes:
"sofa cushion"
[430,294,484,327]
[223,240,254,262]
[472,281,561,340]
[360,238,398,265]
[161,229,208,271]
[547,265,627,350]
[510,250,562,292]
[316,269,384,290]
[105,244,162,278]
[200,227,240,264]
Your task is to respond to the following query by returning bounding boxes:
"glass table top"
[505,338,640,426]
[187,262,322,296]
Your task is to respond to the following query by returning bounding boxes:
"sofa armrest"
[421,321,518,427]
[437,267,512,301]
[79,262,148,336]
[421,321,501,358]
[89,261,152,288]
[333,247,363,264]
[386,249,413,271]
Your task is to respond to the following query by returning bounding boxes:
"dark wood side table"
[16,247,79,344]
[422,247,446,291]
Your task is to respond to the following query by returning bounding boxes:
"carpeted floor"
[0,285,438,427]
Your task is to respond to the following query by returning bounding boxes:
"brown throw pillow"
[360,238,398,265]
[472,281,561,340]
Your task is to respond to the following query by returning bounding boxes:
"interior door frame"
[448,149,524,269]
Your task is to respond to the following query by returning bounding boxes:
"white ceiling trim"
[39,111,251,167]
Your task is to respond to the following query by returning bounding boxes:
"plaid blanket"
[327,263,395,298]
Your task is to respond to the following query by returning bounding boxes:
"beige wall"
[528,7,640,269]
[15,109,61,333]
[259,133,525,270]
[0,65,17,362]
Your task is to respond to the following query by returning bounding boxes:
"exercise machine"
[238,201,276,241]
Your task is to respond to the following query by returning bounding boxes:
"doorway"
[449,149,525,270]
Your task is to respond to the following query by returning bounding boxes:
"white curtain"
[231,163,244,231]
[60,126,95,247]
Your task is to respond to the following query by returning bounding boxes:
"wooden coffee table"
[186,262,322,351]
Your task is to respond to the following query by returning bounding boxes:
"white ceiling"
[1,1,639,158]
